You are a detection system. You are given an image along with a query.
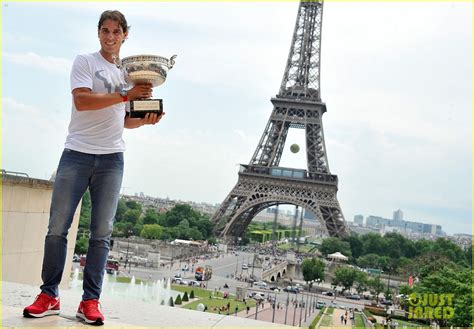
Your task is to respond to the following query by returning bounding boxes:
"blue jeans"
[40,149,124,300]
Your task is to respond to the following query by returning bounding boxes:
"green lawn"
[319,314,332,326]
[171,284,217,299]
[354,313,366,328]
[172,284,256,314]
[326,307,334,315]
[309,307,326,329]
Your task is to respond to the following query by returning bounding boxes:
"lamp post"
[272,290,277,323]
[124,229,133,274]
[314,278,321,311]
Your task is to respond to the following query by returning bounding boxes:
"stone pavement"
[331,308,352,327]
[2,281,290,328]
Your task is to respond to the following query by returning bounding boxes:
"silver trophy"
[115,54,177,118]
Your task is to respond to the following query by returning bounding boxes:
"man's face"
[98,19,128,56]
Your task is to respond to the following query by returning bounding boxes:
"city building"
[353,215,364,225]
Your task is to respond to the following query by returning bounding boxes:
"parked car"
[316,301,326,309]
[269,286,280,292]
[254,281,267,289]
[248,292,265,300]
[242,264,248,270]
[283,286,300,293]
[322,291,334,296]
[188,280,200,287]
[172,277,183,284]
[347,294,361,300]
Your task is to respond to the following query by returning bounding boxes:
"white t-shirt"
[65,52,127,154]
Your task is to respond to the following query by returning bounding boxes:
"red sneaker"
[76,299,104,326]
[23,292,60,318]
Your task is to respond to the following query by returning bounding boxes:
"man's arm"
[124,112,164,129]
[73,84,153,111]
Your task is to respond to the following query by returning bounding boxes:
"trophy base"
[129,99,163,118]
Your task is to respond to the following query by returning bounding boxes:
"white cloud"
[3,51,72,75]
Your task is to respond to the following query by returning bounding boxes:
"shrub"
[182,291,189,302]
[175,294,182,305]
[190,290,195,299]
[364,305,387,317]
[169,297,174,306]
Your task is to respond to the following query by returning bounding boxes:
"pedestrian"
[22,9,162,326]
[246,305,250,314]
[344,315,347,325]
[340,314,344,323]
[234,306,238,315]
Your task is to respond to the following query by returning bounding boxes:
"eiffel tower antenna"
[212,0,348,242]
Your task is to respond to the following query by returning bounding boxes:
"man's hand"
[128,83,153,100]
[124,112,165,129]
[141,112,163,125]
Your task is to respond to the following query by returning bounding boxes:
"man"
[23,10,161,326]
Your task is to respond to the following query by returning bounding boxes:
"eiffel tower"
[212,0,348,242]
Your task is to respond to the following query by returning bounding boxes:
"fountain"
[70,270,181,305]
[71,268,80,289]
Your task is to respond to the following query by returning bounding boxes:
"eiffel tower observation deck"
[212,0,348,242]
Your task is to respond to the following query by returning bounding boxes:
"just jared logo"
[407,293,454,320]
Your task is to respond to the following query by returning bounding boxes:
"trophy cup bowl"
[119,54,177,118]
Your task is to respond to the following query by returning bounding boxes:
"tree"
[196,218,214,239]
[367,277,384,301]
[353,270,369,294]
[320,237,352,257]
[301,258,325,283]
[140,224,163,239]
[332,267,357,292]
[343,234,364,260]
[169,297,174,306]
[112,221,134,238]
[160,204,198,227]
[123,209,141,224]
[357,253,382,269]
[182,291,189,302]
[75,236,89,255]
[142,208,160,225]
[115,198,128,222]
[361,233,389,256]
[190,290,195,299]
[207,237,217,245]
[186,227,204,241]
[174,294,182,305]
[125,200,142,212]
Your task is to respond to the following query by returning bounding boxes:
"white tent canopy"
[327,252,348,261]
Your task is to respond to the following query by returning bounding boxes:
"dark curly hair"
[98,10,130,34]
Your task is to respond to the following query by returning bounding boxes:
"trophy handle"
[112,54,122,69]
[169,55,177,69]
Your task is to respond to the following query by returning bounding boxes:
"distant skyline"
[3,2,471,235]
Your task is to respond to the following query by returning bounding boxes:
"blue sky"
[3,2,472,235]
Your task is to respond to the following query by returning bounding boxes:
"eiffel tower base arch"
[212,170,348,241]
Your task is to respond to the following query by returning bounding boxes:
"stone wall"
[2,174,81,288]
